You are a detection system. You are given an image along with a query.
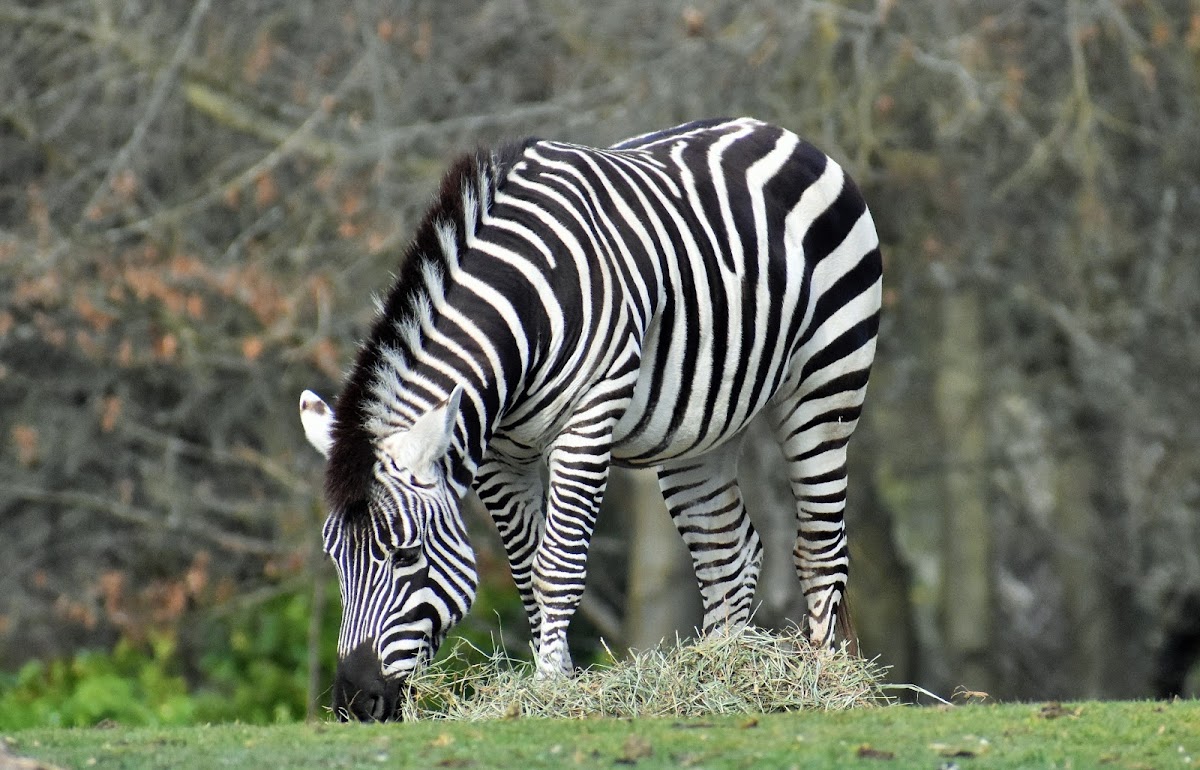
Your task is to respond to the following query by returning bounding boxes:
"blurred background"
[2,0,1198,726]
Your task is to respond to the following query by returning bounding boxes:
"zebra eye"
[391,545,422,570]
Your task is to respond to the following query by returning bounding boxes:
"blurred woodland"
[2,0,1199,717]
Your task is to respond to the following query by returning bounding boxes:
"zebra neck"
[330,140,539,505]
[366,351,501,495]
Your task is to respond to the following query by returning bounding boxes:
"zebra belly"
[610,407,754,468]
[608,313,790,468]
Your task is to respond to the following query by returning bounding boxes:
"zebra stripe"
[301,117,882,720]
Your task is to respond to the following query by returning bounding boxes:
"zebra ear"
[299,390,334,458]
[380,386,463,482]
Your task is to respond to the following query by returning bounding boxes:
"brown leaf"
[117,339,135,366]
[244,33,274,85]
[111,169,138,202]
[856,745,895,760]
[99,570,125,616]
[241,336,264,361]
[73,291,116,332]
[186,294,205,320]
[1188,13,1200,51]
[154,333,178,361]
[681,7,706,37]
[254,171,279,209]
[1038,702,1081,720]
[1151,21,1171,47]
[100,395,122,433]
[413,20,432,61]
[186,552,210,596]
[339,191,364,218]
[11,425,39,467]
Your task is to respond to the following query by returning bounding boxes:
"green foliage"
[0,568,543,729]
[0,635,195,729]
[0,582,341,729]
[190,584,340,725]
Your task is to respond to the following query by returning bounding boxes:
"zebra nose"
[333,641,403,722]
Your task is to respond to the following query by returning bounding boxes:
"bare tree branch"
[6,487,286,557]
[78,0,214,227]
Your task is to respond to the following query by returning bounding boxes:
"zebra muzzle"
[333,640,404,722]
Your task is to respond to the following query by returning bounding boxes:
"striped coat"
[300,117,881,721]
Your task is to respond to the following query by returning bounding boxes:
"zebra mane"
[324,138,537,511]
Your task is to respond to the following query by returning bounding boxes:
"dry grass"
[400,625,889,721]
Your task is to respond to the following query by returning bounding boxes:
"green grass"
[5,700,1197,769]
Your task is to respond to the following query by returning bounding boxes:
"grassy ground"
[4,700,1196,769]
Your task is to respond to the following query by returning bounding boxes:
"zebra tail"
[836,596,860,657]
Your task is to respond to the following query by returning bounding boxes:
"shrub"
[191,583,339,724]
[0,581,340,729]
[0,634,194,729]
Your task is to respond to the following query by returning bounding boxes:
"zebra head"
[299,387,477,721]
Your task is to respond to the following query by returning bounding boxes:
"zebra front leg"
[530,433,613,679]
[474,459,546,644]
[656,439,763,635]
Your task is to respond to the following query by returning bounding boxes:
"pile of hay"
[400,625,888,721]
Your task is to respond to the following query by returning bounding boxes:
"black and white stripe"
[300,117,882,720]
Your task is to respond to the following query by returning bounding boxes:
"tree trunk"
[935,286,993,693]
[1058,445,1116,699]
[849,434,919,686]
[617,469,702,650]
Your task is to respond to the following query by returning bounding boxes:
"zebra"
[299,117,882,721]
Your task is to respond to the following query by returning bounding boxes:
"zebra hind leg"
[772,378,868,651]
[656,440,763,636]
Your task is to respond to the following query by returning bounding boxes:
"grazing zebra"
[299,117,882,721]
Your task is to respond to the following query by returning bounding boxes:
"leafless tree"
[2,0,1197,701]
